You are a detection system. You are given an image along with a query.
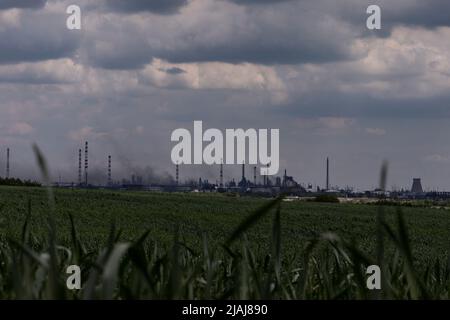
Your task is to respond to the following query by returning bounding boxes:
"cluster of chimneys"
[77,142,89,185]
[1,144,331,189]
[77,141,112,186]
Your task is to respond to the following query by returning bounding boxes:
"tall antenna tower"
[253,166,257,186]
[84,141,88,186]
[176,163,179,186]
[6,148,10,179]
[107,155,112,186]
[78,149,82,185]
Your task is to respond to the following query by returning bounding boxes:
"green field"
[1,186,449,263]
[0,186,449,299]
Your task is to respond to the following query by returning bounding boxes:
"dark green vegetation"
[0,177,40,187]
[314,194,340,203]
[0,186,449,299]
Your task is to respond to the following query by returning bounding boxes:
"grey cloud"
[334,0,450,35]
[162,67,186,75]
[227,0,295,4]
[228,0,450,29]
[104,0,189,15]
[0,0,46,10]
[81,22,152,69]
[0,12,80,64]
[382,0,450,28]
[279,91,450,120]
[84,3,362,68]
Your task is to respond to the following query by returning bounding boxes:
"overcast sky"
[1,0,450,190]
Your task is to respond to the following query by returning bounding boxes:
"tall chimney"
[242,162,245,181]
[326,157,329,190]
[264,163,268,186]
[6,148,10,179]
[107,155,112,186]
[78,149,82,185]
[84,141,88,186]
[220,160,223,187]
[254,166,257,186]
[176,163,179,186]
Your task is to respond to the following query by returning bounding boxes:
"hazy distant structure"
[263,163,268,186]
[107,155,112,186]
[84,141,88,186]
[176,163,179,185]
[6,148,10,178]
[253,166,257,186]
[220,161,223,187]
[242,163,245,181]
[78,149,82,185]
[326,157,330,190]
[411,178,423,193]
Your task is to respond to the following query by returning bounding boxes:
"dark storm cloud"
[104,0,189,15]
[0,0,46,10]
[0,12,80,64]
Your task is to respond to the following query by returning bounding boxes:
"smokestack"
[6,148,10,179]
[242,162,245,181]
[284,169,287,187]
[108,155,112,186]
[84,141,88,186]
[176,163,179,186]
[78,149,82,185]
[326,157,329,190]
[264,163,268,186]
[220,160,223,187]
[254,166,257,186]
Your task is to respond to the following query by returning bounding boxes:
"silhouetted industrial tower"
[254,166,257,186]
[84,141,88,186]
[220,160,223,187]
[108,155,112,186]
[176,163,179,186]
[326,157,330,190]
[263,163,268,186]
[6,148,10,179]
[78,149,82,185]
[411,178,423,193]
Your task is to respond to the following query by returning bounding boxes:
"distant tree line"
[0,177,41,187]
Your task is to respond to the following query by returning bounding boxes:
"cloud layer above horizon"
[1,0,450,190]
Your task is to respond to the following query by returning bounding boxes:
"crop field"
[0,186,449,299]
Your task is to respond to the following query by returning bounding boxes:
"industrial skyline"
[0,144,440,194]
